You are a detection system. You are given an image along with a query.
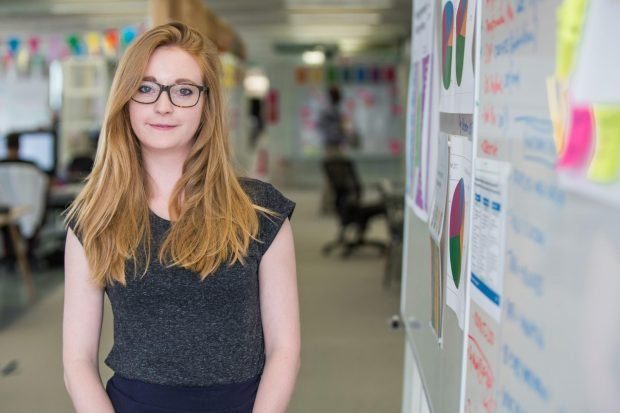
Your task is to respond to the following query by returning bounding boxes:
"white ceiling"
[0,0,412,62]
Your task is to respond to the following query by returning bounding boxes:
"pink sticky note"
[557,105,593,169]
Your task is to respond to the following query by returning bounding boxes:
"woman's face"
[129,46,205,155]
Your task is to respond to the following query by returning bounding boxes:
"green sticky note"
[587,106,620,183]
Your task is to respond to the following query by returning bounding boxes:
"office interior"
[0,1,410,412]
[6,1,618,411]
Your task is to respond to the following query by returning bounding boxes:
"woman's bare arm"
[63,228,114,412]
[253,219,301,413]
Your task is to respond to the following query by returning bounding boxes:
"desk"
[0,206,35,300]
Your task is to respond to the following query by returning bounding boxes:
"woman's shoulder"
[238,177,277,202]
[238,176,270,191]
[238,177,295,218]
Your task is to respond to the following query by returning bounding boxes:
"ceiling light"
[289,12,381,25]
[244,69,270,98]
[302,50,325,65]
[339,38,366,53]
[285,0,392,11]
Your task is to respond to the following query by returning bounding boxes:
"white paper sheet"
[428,132,450,243]
[407,0,436,219]
[572,0,620,106]
[445,135,472,330]
[469,158,510,322]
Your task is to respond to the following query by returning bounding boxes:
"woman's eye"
[138,85,153,94]
[176,86,195,96]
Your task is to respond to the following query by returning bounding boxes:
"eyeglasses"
[131,81,209,108]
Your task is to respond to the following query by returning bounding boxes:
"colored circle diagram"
[449,178,465,288]
[442,1,454,90]
[455,0,469,86]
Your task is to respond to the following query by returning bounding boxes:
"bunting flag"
[7,38,20,56]
[66,34,83,55]
[120,26,138,50]
[27,37,40,55]
[295,67,307,85]
[46,34,69,62]
[310,67,323,84]
[103,29,119,57]
[326,65,338,84]
[1,26,145,66]
[355,66,366,83]
[85,32,102,55]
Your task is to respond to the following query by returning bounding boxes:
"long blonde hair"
[66,22,268,287]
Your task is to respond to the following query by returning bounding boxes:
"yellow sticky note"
[556,0,589,80]
[546,76,566,154]
[587,106,620,183]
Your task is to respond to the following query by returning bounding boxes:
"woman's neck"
[141,147,189,206]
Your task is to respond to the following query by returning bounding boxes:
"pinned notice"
[557,105,593,169]
[587,106,620,183]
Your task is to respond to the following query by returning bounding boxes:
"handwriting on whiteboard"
[494,28,536,58]
[468,335,495,390]
[502,344,550,401]
[508,212,546,246]
[507,249,544,296]
[502,389,527,413]
[482,105,510,129]
[505,299,545,350]
[512,167,566,206]
[474,311,496,345]
[481,139,499,157]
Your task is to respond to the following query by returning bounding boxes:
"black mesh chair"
[321,156,387,257]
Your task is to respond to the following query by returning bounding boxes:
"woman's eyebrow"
[141,76,200,84]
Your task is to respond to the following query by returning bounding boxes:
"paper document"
[445,135,472,330]
[469,159,510,322]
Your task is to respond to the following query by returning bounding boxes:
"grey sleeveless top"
[70,178,295,386]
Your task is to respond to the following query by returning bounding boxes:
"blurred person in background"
[317,86,347,157]
[317,86,354,214]
[0,132,45,268]
[63,22,299,413]
[0,132,37,165]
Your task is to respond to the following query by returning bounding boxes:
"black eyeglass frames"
[131,81,209,108]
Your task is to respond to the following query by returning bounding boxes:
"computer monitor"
[0,130,57,175]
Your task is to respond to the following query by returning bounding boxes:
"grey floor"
[0,188,404,412]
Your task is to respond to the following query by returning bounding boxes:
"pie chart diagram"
[449,178,465,287]
[455,0,469,86]
[442,1,454,90]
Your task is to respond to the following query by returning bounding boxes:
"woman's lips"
[149,124,177,131]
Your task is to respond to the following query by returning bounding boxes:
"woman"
[63,22,299,413]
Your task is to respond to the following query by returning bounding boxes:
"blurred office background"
[0,0,411,411]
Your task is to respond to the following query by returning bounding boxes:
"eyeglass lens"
[133,81,202,107]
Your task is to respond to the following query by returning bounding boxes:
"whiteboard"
[402,0,620,412]
[464,0,620,411]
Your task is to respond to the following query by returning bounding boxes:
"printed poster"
[445,135,472,330]
[406,0,435,220]
[430,236,445,342]
[438,0,476,114]
[428,132,450,243]
[470,159,510,322]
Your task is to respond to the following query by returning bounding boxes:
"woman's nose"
[154,90,174,114]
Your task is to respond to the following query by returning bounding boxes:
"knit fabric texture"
[70,178,295,386]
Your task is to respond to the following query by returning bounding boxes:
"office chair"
[321,156,387,257]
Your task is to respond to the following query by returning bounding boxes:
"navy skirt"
[106,374,260,413]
